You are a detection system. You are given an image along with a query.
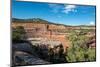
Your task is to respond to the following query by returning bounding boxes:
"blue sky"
[12,0,96,25]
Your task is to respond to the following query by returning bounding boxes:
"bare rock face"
[13,51,50,66]
[12,41,66,66]
[12,42,51,66]
[12,21,70,52]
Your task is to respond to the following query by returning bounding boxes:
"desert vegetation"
[12,26,26,42]
[66,29,96,62]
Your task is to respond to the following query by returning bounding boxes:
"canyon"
[12,18,96,66]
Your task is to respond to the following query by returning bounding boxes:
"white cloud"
[48,4,63,13]
[89,21,95,25]
[48,4,77,14]
[62,5,77,14]
[65,5,76,9]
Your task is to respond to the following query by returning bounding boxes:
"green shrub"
[66,30,96,62]
[12,26,26,42]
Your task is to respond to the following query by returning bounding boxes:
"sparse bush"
[66,30,96,62]
[12,26,26,42]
